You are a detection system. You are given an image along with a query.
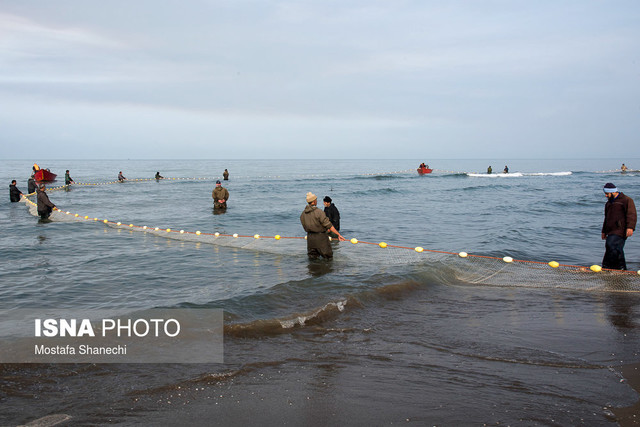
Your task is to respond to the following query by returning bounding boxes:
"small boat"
[33,169,57,182]
[417,166,432,175]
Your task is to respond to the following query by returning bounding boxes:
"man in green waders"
[300,192,345,260]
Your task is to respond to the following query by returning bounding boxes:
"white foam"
[467,171,572,177]
[467,173,523,178]
[523,171,572,176]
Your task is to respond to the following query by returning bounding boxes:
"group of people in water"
[486,165,509,174]
[8,163,637,270]
[11,166,235,219]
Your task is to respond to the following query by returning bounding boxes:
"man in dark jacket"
[601,183,636,270]
[323,196,341,232]
[36,184,57,219]
[300,192,345,260]
[28,176,37,194]
[212,181,229,209]
[9,180,23,202]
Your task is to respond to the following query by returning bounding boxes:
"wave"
[467,173,523,178]
[467,171,572,177]
[356,174,405,181]
[127,360,288,396]
[350,187,399,196]
[522,171,572,176]
[439,173,468,178]
[224,296,361,338]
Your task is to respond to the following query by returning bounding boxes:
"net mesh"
[22,180,640,293]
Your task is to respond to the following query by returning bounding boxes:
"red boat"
[33,169,57,182]
[417,166,432,175]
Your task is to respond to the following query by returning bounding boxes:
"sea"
[1,158,639,426]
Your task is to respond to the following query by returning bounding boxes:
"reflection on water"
[212,207,227,215]
[606,293,638,330]
[307,259,334,277]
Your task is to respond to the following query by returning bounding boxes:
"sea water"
[1,158,639,425]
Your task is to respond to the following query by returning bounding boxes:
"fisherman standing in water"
[487,166,492,174]
[300,192,345,260]
[223,169,229,181]
[9,180,23,202]
[212,180,229,210]
[323,196,341,237]
[118,171,126,182]
[36,184,57,220]
[601,183,636,270]
[503,165,509,174]
[621,164,628,172]
[65,170,74,186]
[28,175,36,193]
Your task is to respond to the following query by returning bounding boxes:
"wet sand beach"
[615,363,640,426]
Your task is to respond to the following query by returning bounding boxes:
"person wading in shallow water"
[601,182,636,270]
[300,192,345,260]
[65,170,74,186]
[323,196,341,238]
[9,180,23,202]
[36,184,57,220]
[212,180,229,210]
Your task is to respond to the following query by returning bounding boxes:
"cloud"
[1,1,639,159]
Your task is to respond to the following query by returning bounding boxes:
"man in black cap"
[9,180,23,202]
[601,183,636,270]
[323,196,340,235]
[212,180,229,209]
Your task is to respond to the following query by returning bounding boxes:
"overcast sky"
[1,1,639,159]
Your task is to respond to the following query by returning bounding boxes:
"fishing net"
[21,180,640,293]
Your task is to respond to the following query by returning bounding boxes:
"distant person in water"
[118,171,126,182]
[601,183,636,270]
[621,164,628,172]
[155,171,164,179]
[503,165,509,174]
[9,180,23,202]
[36,184,56,219]
[487,166,492,174]
[323,196,341,236]
[212,180,229,209]
[64,170,74,186]
[28,176,36,193]
[223,169,229,181]
[300,192,345,260]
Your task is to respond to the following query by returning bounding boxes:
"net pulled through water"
[21,182,640,293]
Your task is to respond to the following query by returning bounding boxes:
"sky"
[1,0,639,159]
